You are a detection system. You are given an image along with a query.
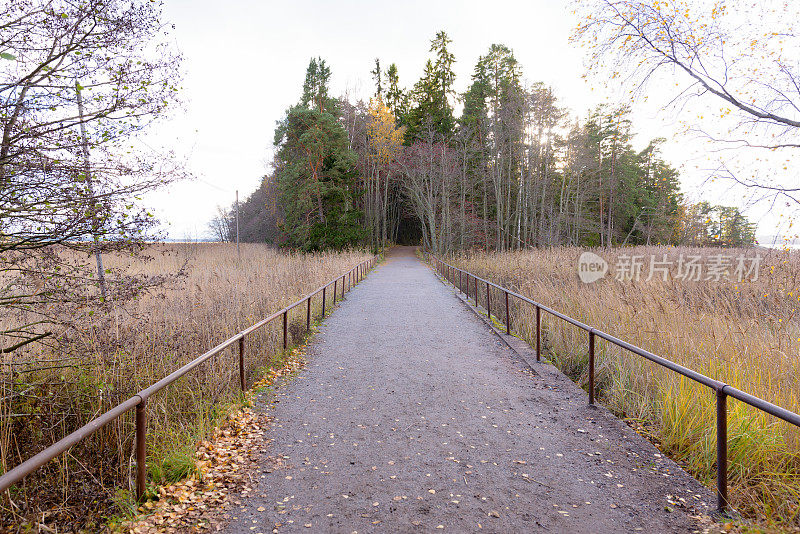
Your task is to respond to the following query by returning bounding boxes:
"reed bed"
[1,243,371,529]
[450,246,800,526]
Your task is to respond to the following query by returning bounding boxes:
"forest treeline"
[214,32,756,252]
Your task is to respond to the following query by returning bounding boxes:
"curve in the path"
[223,246,713,534]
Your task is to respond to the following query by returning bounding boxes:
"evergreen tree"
[301,57,336,113]
[371,58,383,100]
[274,58,365,250]
[385,63,407,124]
[430,30,456,101]
[404,31,457,142]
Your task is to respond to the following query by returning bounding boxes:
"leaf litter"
[121,346,307,533]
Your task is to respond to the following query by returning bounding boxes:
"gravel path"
[223,247,714,534]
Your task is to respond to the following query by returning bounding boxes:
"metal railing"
[0,255,380,500]
[426,253,800,514]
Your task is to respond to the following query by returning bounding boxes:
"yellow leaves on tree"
[367,98,404,169]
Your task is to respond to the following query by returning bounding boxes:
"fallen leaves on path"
[122,349,307,533]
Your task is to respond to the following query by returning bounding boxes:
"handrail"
[0,254,380,499]
[425,252,800,515]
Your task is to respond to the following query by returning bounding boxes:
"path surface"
[224,247,713,533]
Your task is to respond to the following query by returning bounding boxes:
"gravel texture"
[222,247,715,534]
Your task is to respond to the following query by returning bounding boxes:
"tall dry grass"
[1,243,371,528]
[450,246,800,526]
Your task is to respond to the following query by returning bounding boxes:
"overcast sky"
[142,0,790,241]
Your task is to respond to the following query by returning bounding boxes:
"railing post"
[238,336,245,391]
[341,275,345,299]
[283,311,288,351]
[333,279,337,304]
[588,331,595,405]
[475,276,478,306]
[135,399,147,501]
[536,305,541,362]
[459,270,462,293]
[306,296,311,332]
[717,388,729,513]
[486,281,491,319]
[322,287,326,316]
[505,291,511,335]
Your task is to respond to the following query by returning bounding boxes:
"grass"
[448,245,800,527]
[1,243,372,529]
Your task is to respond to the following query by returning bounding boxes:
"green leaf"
[0,52,16,61]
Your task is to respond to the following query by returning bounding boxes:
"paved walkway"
[224,247,713,533]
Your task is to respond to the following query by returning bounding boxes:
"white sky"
[143,0,791,241]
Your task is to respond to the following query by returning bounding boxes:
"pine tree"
[274,58,365,250]
[301,57,336,113]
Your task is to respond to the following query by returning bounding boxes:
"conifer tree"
[371,58,383,100]
[274,58,365,250]
[385,63,407,124]
[404,31,457,142]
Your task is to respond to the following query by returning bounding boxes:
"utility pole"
[235,189,240,259]
[76,80,107,300]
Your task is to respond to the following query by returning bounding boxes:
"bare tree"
[397,121,460,253]
[573,0,800,202]
[208,206,233,242]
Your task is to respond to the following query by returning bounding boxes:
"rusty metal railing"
[0,255,380,500]
[426,253,800,515]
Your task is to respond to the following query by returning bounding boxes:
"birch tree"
[1,0,183,354]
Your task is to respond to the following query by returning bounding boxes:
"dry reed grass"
[1,243,371,529]
[450,246,800,527]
